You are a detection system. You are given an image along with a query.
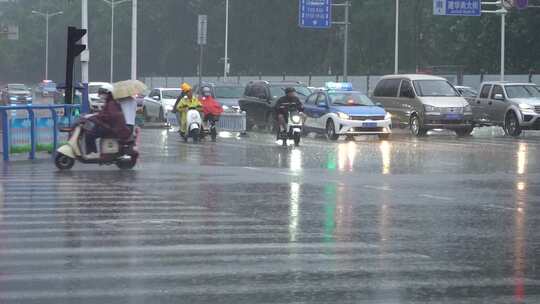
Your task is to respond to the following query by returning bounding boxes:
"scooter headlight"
[291,115,301,124]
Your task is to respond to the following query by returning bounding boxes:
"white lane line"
[0,242,377,255]
[363,185,392,191]
[0,211,237,219]
[0,252,432,268]
[0,218,263,226]
[418,194,454,201]
[2,232,328,245]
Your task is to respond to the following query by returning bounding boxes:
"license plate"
[362,122,377,128]
[446,114,463,120]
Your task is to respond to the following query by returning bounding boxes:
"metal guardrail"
[0,104,81,161]
[217,111,247,133]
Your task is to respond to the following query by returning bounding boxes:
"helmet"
[181,82,192,92]
[98,83,114,95]
[201,86,212,97]
[285,87,296,94]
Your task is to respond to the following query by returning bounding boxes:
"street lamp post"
[32,10,63,80]
[101,0,131,83]
[224,0,229,81]
[394,0,399,74]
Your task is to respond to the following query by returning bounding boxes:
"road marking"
[418,194,453,201]
[363,185,392,191]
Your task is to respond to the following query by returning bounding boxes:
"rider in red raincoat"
[200,86,223,124]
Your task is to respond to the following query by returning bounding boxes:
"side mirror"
[494,94,504,101]
[152,95,160,101]
[317,101,327,107]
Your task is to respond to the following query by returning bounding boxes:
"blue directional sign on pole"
[433,0,481,16]
[299,0,332,29]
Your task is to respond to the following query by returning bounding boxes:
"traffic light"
[64,26,86,104]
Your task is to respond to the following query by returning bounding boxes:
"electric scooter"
[181,106,203,143]
[55,121,140,170]
[276,106,303,147]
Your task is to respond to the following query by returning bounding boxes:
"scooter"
[55,121,140,170]
[200,116,219,142]
[276,107,303,147]
[181,106,203,143]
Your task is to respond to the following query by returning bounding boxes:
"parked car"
[470,82,540,136]
[372,74,473,137]
[36,80,57,98]
[143,88,182,122]
[303,82,392,140]
[194,82,245,112]
[238,80,311,130]
[1,83,33,105]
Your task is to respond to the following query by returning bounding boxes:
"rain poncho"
[177,96,202,133]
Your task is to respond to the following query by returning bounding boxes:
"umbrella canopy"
[113,80,147,99]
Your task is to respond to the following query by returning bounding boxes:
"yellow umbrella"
[112,80,147,99]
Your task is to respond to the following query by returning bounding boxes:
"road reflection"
[380,141,392,175]
[516,143,527,175]
[288,182,300,242]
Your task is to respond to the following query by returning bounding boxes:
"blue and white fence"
[0,104,81,161]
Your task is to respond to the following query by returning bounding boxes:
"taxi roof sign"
[325,82,353,91]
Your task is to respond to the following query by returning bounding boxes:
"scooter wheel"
[116,158,137,170]
[55,153,75,170]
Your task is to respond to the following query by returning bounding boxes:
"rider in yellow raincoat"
[177,86,202,135]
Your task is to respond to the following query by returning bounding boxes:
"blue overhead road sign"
[299,0,332,29]
[433,0,481,16]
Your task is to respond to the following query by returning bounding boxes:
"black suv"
[238,81,311,131]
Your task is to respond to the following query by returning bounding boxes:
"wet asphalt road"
[1,127,540,303]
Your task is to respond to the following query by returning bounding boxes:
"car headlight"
[291,115,301,124]
[385,112,392,120]
[337,112,349,120]
[165,105,173,112]
[222,105,230,111]
[26,96,32,100]
[519,103,534,110]
[9,96,16,101]
[424,105,438,112]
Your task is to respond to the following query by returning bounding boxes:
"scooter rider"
[177,85,202,136]
[200,86,223,125]
[275,87,304,134]
[85,84,131,158]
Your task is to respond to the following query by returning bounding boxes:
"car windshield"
[329,92,375,106]
[505,85,540,99]
[8,84,27,90]
[214,86,244,99]
[413,80,458,97]
[270,86,311,98]
[88,86,102,94]
[459,88,477,97]
[162,90,182,99]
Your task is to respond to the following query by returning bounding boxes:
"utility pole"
[131,0,137,80]
[224,0,229,81]
[394,0,399,74]
[332,1,351,81]
[101,0,131,83]
[481,1,508,81]
[32,10,63,80]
